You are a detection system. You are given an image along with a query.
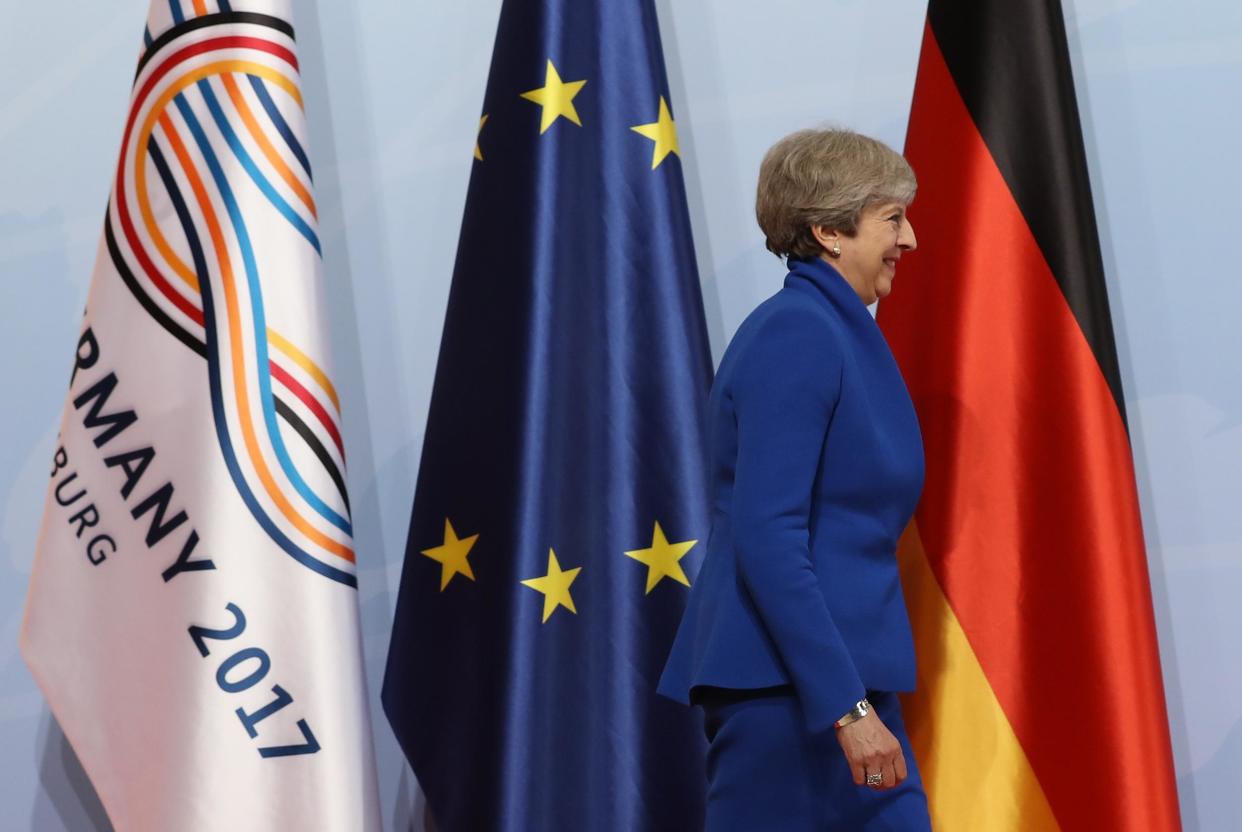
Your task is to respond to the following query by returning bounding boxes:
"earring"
[830,239,841,257]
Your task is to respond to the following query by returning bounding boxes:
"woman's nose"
[900,217,917,251]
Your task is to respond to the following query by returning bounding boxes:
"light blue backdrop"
[1,0,1238,829]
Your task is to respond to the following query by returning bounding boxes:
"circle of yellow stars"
[438,55,694,621]
[474,58,681,170]
[420,518,698,623]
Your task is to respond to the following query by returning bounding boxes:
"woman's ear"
[811,225,842,257]
[810,225,839,251]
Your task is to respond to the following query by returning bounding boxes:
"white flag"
[21,1,381,828]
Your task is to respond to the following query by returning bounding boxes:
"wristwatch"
[834,698,872,729]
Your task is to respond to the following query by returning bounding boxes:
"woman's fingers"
[894,751,909,784]
[868,748,905,791]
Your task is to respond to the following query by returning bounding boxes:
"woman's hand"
[835,712,907,790]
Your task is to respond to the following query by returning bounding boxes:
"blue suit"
[660,254,925,736]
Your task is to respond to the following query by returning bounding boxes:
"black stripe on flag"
[927,1,1126,421]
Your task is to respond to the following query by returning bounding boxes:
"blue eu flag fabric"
[381,0,712,829]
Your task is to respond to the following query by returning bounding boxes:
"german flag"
[877,1,1182,828]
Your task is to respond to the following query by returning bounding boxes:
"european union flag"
[381,0,712,829]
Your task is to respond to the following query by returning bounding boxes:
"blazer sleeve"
[730,306,866,733]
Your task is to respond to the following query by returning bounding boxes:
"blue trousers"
[699,689,931,831]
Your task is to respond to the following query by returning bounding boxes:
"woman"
[659,128,929,830]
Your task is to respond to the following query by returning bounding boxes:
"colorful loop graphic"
[108,9,356,586]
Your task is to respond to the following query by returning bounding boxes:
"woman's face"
[824,202,917,305]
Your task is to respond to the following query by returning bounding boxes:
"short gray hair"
[756,128,917,260]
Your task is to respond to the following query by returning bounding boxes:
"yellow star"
[474,114,488,161]
[624,521,696,593]
[520,60,587,134]
[420,519,479,591]
[630,96,680,169]
[520,548,582,622]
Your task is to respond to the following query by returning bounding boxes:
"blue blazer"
[659,256,925,733]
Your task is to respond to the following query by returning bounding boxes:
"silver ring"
[866,772,883,786]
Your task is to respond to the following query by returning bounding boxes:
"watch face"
[836,700,873,728]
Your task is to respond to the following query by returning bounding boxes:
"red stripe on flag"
[270,360,346,461]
